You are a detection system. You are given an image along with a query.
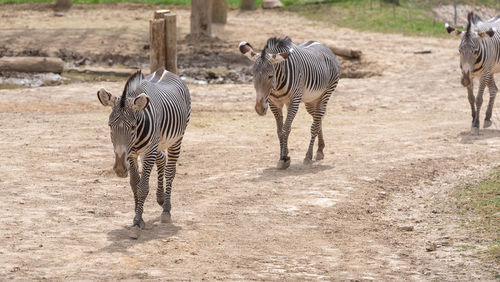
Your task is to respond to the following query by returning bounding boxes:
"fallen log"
[328,45,362,59]
[322,40,362,59]
[0,56,64,73]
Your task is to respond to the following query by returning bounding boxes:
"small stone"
[426,242,437,252]
[399,226,414,232]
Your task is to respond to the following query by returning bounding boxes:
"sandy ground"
[0,4,499,281]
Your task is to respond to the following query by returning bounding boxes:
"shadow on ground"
[248,163,333,182]
[459,129,500,144]
[96,216,181,254]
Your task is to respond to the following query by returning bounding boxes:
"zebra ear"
[239,41,260,61]
[445,23,463,38]
[132,93,150,111]
[477,28,495,39]
[268,50,291,64]
[97,88,117,107]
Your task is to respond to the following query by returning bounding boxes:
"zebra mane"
[120,70,143,107]
[265,36,293,53]
[467,12,483,33]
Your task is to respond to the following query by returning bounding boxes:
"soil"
[0,3,499,281]
[0,3,378,84]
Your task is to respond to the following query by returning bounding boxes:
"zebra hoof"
[161,212,171,223]
[157,196,165,207]
[484,120,492,128]
[471,127,480,135]
[315,151,324,161]
[303,157,313,166]
[277,158,291,170]
[129,226,141,239]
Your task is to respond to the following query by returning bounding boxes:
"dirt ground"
[0,4,499,281]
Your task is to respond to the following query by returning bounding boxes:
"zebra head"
[446,12,495,87]
[239,40,291,115]
[97,71,150,178]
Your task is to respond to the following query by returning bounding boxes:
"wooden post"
[149,10,177,74]
[164,14,177,74]
[241,0,256,10]
[190,0,212,38]
[212,0,227,24]
[150,18,166,73]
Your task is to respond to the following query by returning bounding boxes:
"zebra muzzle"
[113,153,129,178]
[255,102,268,116]
[461,71,471,87]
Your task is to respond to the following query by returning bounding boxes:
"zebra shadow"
[459,129,500,144]
[96,216,181,254]
[249,163,333,182]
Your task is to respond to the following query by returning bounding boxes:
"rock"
[426,242,437,252]
[438,241,450,247]
[399,226,414,232]
[263,0,283,9]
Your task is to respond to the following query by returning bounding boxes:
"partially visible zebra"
[239,37,340,169]
[446,12,500,134]
[97,67,190,239]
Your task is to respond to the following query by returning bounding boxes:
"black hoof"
[277,157,291,169]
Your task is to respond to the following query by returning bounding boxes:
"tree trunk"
[55,0,71,10]
[241,0,256,10]
[190,0,212,38]
[212,0,227,24]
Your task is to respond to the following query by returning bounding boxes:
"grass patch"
[0,83,24,90]
[459,244,477,249]
[285,0,446,37]
[455,168,500,266]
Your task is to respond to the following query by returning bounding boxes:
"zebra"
[97,67,190,239]
[446,12,500,134]
[239,37,340,169]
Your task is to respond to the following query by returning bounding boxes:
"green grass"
[455,168,500,266]
[285,0,447,37]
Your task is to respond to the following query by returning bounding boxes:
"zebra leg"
[304,102,318,165]
[484,75,497,128]
[316,128,325,161]
[269,102,286,165]
[129,156,140,214]
[161,139,183,223]
[156,151,166,206]
[130,150,157,239]
[473,77,487,135]
[467,83,476,130]
[277,97,301,169]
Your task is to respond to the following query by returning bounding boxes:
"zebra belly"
[158,135,183,151]
[301,89,324,104]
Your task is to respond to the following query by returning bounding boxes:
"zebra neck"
[272,61,288,92]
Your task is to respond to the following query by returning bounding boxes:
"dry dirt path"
[0,5,499,281]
